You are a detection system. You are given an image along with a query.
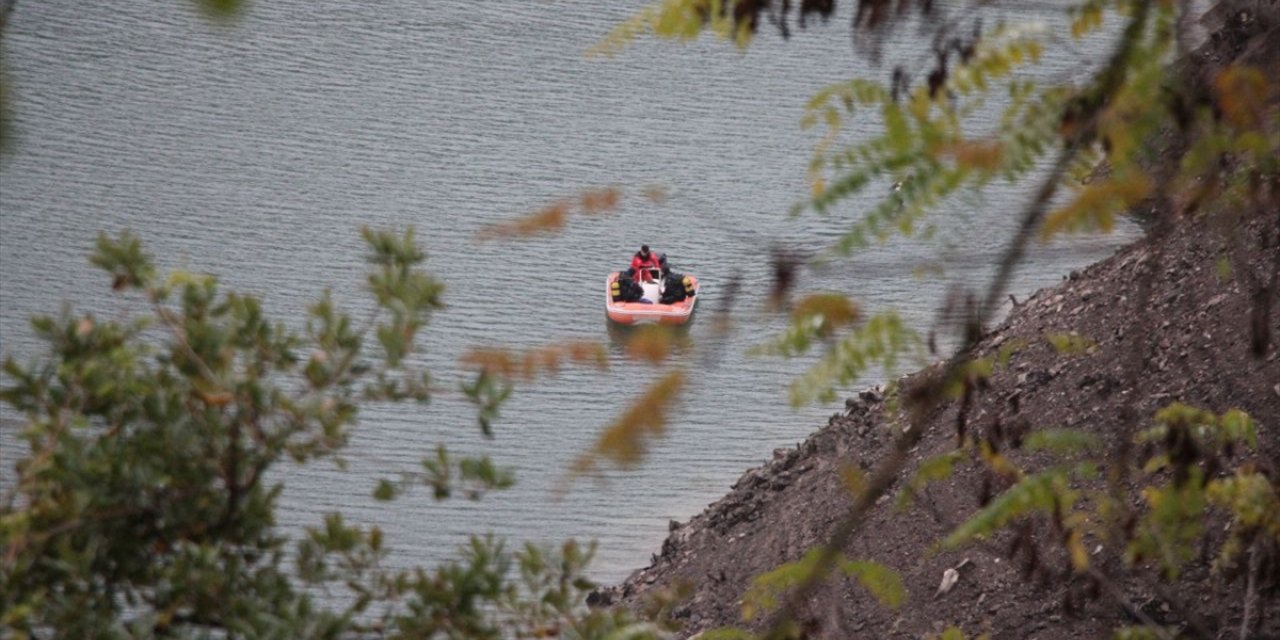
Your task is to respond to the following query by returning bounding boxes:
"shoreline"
[599,205,1279,638]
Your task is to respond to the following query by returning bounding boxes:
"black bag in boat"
[659,273,695,304]
[611,276,643,303]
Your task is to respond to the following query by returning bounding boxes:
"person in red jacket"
[630,245,662,282]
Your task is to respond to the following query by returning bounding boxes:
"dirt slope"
[593,5,1280,636]
[595,199,1278,640]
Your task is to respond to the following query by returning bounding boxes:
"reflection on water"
[0,0,1138,582]
[605,322,698,390]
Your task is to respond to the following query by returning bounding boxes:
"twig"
[1086,567,1175,640]
[1241,540,1260,640]
[149,296,223,388]
[762,407,924,637]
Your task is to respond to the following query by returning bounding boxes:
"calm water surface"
[0,1,1137,582]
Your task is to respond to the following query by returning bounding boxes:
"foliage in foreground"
[0,230,663,639]
[3,0,1278,638]
[585,1,1280,639]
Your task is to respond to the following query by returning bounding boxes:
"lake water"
[0,0,1137,583]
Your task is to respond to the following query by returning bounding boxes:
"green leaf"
[741,549,904,621]
[199,0,244,19]
[693,630,757,640]
[884,104,912,154]
[373,479,398,501]
[1219,409,1257,449]
[600,623,669,640]
[788,312,921,407]
[1206,470,1280,536]
[90,231,155,290]
[1022,429,1099,454]
[899,449,969,508]
[1046,332,1096,355]
[839,559,906,610]
[741,550,822,621]
[943,466,1079,549]
[1113,627,1177,640]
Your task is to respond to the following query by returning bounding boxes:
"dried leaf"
[477,202,570,241]
[570,370,685,476]
[459,341,606,381]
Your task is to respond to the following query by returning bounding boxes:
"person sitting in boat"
[658,261,695,304]
[630,245,662,282]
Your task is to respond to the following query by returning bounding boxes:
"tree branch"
[763,2,1154,635]
[1087,567,1175,640]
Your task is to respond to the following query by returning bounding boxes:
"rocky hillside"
[596,197,1278,640]
[593,6,1280,630]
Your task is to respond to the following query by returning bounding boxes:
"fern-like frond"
[943,465,1085,549]
[796,21,1056,257]
[1022,428,1100,454]
[946,24,1045,97]
[788,312,921,406]
[898,448,970,508]
[752,293,861,357]
[740,548,904,621]
[1069,0,1107,39]
[1207,470,1280,538]
[1137,402,1257,451]
[587,0,754,58]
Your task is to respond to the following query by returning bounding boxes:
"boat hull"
[605,272,698,325]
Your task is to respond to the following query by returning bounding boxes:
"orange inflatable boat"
[605,271,699,325]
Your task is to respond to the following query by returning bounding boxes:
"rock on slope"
[596,208,1279,637]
